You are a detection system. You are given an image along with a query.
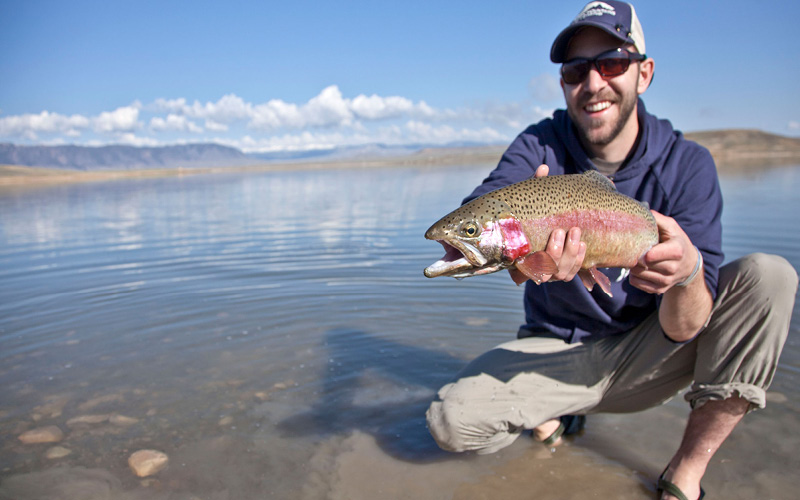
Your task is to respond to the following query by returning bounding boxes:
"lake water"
[0,163,798,499]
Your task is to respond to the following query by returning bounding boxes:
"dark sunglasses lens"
[561,61,590,84]
[596,57,630,77]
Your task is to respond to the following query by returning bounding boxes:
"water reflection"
[0,164,798,499]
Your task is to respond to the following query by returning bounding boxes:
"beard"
[568,77,639,147]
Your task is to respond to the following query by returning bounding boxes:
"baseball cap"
[550,1,646,63]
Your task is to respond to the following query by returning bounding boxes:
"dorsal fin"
[582,170,617,192]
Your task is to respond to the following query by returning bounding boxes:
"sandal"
[542,421,565,446]
[656,466,705,500]
[540,415,586,446]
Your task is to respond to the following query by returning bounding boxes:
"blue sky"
[1,0,798,153]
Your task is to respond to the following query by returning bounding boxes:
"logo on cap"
[575,1,616,22]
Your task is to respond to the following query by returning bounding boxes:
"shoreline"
[2,139,800,190]
[0,146,509,189]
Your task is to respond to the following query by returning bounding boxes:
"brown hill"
[685,129,800,167]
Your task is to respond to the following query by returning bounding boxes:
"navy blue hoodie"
[465,99,723,343]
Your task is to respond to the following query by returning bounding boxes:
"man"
[425,2,798,499]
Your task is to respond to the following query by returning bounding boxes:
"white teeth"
[585,101,611,112]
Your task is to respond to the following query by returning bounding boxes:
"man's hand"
[629,210,699,294]
[508,164,587,284]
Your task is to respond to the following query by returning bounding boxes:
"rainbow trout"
[423,170,658,296]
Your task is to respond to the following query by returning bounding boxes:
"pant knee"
[425,379,522,454]
[426,397,463,452]
[731,253,798,302]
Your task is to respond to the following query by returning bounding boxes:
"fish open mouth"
[423,240,488,278]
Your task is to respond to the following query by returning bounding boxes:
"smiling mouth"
[584,101,612,113]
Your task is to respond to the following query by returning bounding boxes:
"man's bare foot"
[533,418,563,446]
[658,465,703,500]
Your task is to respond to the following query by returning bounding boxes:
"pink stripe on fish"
[535,209,654,232]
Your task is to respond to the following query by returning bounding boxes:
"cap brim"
[550,22,632,63]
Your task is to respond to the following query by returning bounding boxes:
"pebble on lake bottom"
[128,449,169,477]
[18,426,64,444]
[109,414,139,426]
[66,414,110,426]
[44,446,72,459]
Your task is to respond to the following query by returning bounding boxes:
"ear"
[637,58,655,94]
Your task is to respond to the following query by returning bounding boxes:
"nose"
[581,66,607,93]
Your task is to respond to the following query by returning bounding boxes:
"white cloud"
[212,120,509,154]
[250,99,303,130]
[192,94,253,123]
[155,86,441,132]
[1,85,526,153]
[248,85,354,130]
[150,114,203,133]
[404,120,506,144]
[204,119,228,132]
[351,94,412,119]
[93,104,142,134]
[115,133,161,147]
[789,121,800,131]
[220,131,349,153]
[302,85,354,127]
[350,93,436,121]
[153,97,187,113]
[0,110,90,139]
[160,94,252,124]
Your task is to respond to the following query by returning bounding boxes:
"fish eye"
[461,221,480,238]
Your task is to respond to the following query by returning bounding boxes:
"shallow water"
[0,163,798,499]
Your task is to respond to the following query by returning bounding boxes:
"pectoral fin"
[508,268,530,285]
[513,251,558,285]
[577,267,613,297]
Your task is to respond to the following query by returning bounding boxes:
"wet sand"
[2,391,797,499]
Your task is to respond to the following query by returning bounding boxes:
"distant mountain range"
[0,141,491,171]
[0,143,255,170]
[2,130,799,171]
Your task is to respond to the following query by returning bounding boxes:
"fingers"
[629,264,670,294]
[641,214,681,264]
[534,164,549,178]
[630,211,698,293]
[542,227,585,282]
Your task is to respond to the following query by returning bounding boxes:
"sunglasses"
[561,48,647,85]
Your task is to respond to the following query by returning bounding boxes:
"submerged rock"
[128,449,169,477]
[109,414,139,426]
[44,446,72,459]
[78,393,124,412]
[18,425,64,444]
[66,414,110,426]
[31,394,71,421]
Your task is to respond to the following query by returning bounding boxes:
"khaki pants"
[426,253,798,454]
